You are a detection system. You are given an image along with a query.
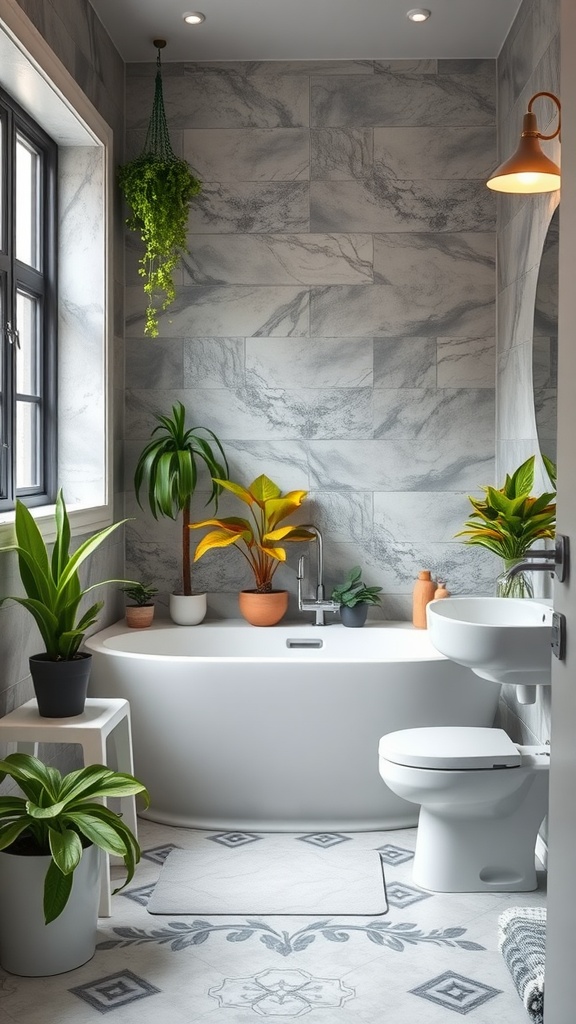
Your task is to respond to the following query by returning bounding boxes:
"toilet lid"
[378,727,522,769]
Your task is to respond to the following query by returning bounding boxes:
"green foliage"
[190,474,314,593]
[134,401,228,596]
[331,566,383,608]
[120,582,158,606]
[542,452,556,489]
[0,753,149,923]
[118,153,201,337]
[0,491,129,660]
[456,455,556,561]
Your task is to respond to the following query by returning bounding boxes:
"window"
[0,86,57,511]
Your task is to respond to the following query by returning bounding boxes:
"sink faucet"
[503,535,569,584]
[297,525,340,626]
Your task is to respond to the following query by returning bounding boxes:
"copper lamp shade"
[487,92,561,194]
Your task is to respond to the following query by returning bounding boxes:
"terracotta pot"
[238,590,289,626]
[29,653,92,718]
[125,604,155,628]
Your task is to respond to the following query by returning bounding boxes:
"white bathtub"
[86,619,501,831]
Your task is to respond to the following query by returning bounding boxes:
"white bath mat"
[147,843,388,916]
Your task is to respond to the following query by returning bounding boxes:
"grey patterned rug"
[498,906,546,1024]
[147,843,388,915]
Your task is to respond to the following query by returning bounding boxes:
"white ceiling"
[89,0,523,64]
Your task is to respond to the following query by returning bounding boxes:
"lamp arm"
[527,91,561,141]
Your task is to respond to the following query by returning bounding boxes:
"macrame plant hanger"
[118,38,201,337]
[143,40,176,164]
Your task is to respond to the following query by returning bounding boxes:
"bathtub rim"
[85,616,451,665]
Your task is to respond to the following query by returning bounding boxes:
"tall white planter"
[169,592,207,625]
[0,843,100,976]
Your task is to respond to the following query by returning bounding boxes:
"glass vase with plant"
[456,455,556,598]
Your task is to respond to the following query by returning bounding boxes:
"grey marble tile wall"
[495,0,559,753]
[124,58,498,620]
[13,0,123,138]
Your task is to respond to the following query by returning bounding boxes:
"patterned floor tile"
[0,824,544,1024]
[69,970,161,1014]
[141,843,180,864]
[120,883,156,906]
[209,967,355,1015]
[206,831,263,847]
[410,969,502,1015]
[378,843,415,865]
[386,880,433,909]
[295,832,352,847]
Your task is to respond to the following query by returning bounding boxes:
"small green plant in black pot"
[331,566,382,627]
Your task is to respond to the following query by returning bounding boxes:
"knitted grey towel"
[498,906,546,1024]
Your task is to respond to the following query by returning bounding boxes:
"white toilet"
[378,726,549,893]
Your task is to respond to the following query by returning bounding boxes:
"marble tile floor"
[0,821,546,1024]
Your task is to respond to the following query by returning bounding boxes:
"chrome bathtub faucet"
[297,525,340,626]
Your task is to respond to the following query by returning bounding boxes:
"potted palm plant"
[121,581,158,628]
[456,455,556,597]
[190,473,314,625]
[0,491,130,717]
[331,566,383,627]
[0,752,148,976]
[134,401,229,625]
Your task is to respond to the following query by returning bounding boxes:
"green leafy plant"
[456,455,556,597]
[134,401,229,596]
[190,474,314,593]
[0,490,129,660]
[118,154,201,337]
[120,582,158,606]
[0,753,149,923]
[331,566,383,608]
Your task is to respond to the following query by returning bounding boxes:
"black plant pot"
[29,653,92,718]
[340,603,369,628]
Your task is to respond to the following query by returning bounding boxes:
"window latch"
[5,322,20,349]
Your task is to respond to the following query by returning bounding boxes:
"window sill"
[0,501,114,546]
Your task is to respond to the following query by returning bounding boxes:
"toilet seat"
[378,726,522,770]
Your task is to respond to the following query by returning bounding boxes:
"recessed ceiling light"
[183,11,206,25]
[407,8,431,22]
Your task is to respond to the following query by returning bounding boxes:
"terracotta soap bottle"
[434,581,450,600]
[412,570,436,629]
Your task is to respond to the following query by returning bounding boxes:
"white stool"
[0,697,138,917]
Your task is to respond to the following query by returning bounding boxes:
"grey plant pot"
[0,842,100,976]
[340,603,369,628]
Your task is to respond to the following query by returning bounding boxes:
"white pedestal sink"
[427,597,553,704]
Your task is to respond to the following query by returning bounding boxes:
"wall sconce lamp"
[486,91,561,194]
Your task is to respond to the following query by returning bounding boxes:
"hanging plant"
[118,42,201,337]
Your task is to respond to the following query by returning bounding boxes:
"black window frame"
[0,85,57,511]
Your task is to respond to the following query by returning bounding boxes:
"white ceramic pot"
[0,843,100,976]
[169,593,207,625]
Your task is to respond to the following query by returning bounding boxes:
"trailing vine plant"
[118,41,201,337]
